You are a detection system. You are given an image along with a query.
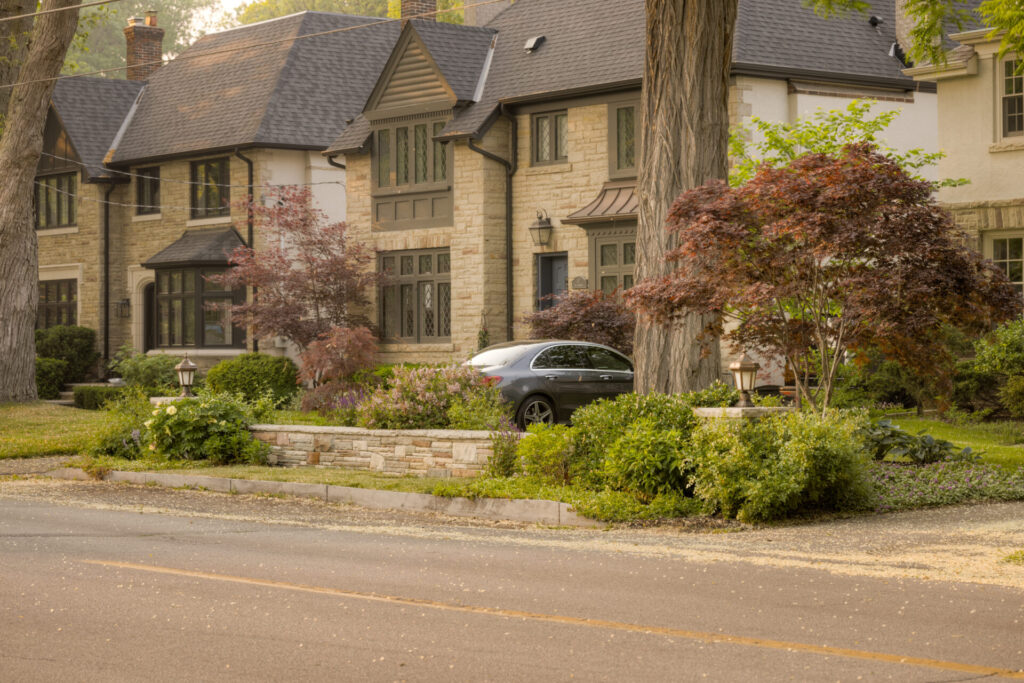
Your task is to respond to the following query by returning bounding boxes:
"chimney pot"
[401,0,437,21]
[145,10,157,26]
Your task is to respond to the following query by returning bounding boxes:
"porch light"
[175,354,198,398]
[729,352,760,408]
[529,210,553,246]
[118,298,131,319]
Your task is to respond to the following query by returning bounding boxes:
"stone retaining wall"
[250,425,496,478]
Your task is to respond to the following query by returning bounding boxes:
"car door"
[530,344,591,421]
[585,346,634,400]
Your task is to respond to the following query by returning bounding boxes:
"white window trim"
[998,56,1023,142]
[985,230,1024,300]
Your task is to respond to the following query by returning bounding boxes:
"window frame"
[587,224,637,295]
[189,157,230,220]
[531,110,569,166]
[34,171,78,230]
[377,248,452,343]
[989,232,1024,302]
[36,278,77,329]
[1002,58,1023,139]
[608,100,640,179]
[372,118,451,193]
[153,267,245,349]
[136,166,161,215]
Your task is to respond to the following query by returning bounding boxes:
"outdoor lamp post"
[175,354,198,398]
[529,210,553,246]
[729,352,760,408]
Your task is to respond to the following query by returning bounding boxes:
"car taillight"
[484,375,503,385]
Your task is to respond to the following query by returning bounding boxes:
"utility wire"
[0,0,124,25]
[1,0,511,90]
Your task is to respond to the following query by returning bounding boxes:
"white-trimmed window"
[992,235,1024,298]
[1003,59,1023,138]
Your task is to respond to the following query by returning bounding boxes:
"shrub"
[144,391,271,464]
[299,382,365,424]
[998,375,1024,419]
[686,380,740,408]
[91,387,152,460]
[486,417,521,478]
[517,423,576,485]
[446,386,513,430]
[35,325,99,383]
[951,360,1003,414]
[603,418,693,501]
[109,344,179,391]
[521,289,636,355]
[356,365,494,430]
[35,357,69,400]
[972,319,1024,377]
[298,326,377,385]
[206,353,299,408]
[74,385,125,410]
[690,410,872,522]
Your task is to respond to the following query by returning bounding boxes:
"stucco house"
[327,0,940,382]
[906,12,1024,303]
[36,11,400,369]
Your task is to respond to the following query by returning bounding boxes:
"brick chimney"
[466,0,512,26]
[124,11,164,81]
[894,0,913,58]
[401,0,436,21]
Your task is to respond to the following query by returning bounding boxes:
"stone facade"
[251,424,494,478]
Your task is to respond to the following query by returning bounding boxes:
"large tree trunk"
[0,0,80,402]
[0,0,34,123]
[634,0,736,394]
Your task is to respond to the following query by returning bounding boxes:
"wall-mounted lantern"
[529,210,553,247]
[118,298,131,319]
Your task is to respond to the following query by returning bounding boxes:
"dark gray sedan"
[466,340,634,429]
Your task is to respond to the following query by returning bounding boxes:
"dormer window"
[1003,60,1023,138]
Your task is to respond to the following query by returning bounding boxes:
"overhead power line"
[0,0,124,25]
[0,0,512,90]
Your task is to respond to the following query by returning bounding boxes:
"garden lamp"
[529,210,553,246]
[175,354,198,398]
[729,352,760,408]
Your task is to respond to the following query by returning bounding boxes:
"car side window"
[588,347,632,372]
[533,345,590,369]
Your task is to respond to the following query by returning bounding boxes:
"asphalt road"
[1,479,1023,681]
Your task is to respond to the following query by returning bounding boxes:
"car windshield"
[467,346,528,368]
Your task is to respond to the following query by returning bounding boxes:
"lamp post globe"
[729,352,760,408]
[175,354,198,398]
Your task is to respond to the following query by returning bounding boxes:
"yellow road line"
[85,559,1024,679]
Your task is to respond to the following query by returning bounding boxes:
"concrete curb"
[46,468,602,528]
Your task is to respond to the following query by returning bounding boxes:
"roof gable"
[365,23,456,117]
[50,77,143,179]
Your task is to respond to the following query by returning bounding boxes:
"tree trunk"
[634,0,736,394]
[0,0,80,402]
[0,0,34,123]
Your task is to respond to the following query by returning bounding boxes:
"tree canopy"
[231,0,463,26]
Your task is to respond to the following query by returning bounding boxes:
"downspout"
[326,154,346,171]
[234,148,257,351]
[467,105,518,341]
[103,183,115,365]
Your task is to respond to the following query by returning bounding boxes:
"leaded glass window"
[378,248,452,343]
[378,130,391,187]
[415,124,428,184]
[433,122,447,181]
[396,127,409,185]
[616,106,636,171]
[533,111,568,164]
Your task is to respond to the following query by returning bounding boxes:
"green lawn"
[0,402,108,459]
[891,417,1024,470]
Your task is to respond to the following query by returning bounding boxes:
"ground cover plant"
[0,402,108,459]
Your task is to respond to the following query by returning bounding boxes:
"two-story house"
[328,0,940,381]
[37,11,400,369]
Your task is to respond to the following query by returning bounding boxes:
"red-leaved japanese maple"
[208,186,379,351]
[522,289,636,356]
[627,144,1021,414]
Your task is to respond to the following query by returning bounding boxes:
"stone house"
[36,11,400,369]
[328,0,940,382]
[906,13,1024,302]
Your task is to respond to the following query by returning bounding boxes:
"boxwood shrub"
[206,353,299,408]
[35,357,69,400]
[35,326,99,384]
[73,385,126,410]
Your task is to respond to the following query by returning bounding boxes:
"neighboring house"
[328,0,939,383]
[906,14,1024,303]
[36,11,400,369]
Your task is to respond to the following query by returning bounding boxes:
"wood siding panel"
[377,42,452,111]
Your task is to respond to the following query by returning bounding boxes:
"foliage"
[972,319,1024,377]
[602,418,693,502]
[891,416,1024,471]
[868,461,1024,513]
[207,186,379,350]
[477,325,490,352]
[34,358,69,400]
[0,402,108,460]
[1003,550,1024,566]
[627,144,1022,415]
[299,382,365,424]
[515,424,576,485]
[65,0,220,75]
[231,0,464,26]
[355,364,495,430]
[729,99,963,188]
[686,380,740,407]
[298,325,377,386]
[689,410,872,522]
[998,376,1024,419]
[446,386,513,430]
[522,289,636,355]
[206,353,299,408]
[73,385,125,410]
[859,418,977,465]
[144,392,271,464]
[35,325,99,383]
[109,344,179,391]
[570,392,697,487]
[91,387,152,460]
[486,417,521,478]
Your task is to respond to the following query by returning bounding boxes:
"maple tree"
[627,144,1022,414]
[521,290,636,356]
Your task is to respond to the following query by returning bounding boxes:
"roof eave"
[730,62,936,93]
[904,54,978,82]
[948,28,1001,45]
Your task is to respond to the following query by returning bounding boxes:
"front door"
[537,253,568,310]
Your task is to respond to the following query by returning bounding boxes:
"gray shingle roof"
[142,227,246,268]
[408,19,496,102]
[50,77,143,180]
[112,12,400,165]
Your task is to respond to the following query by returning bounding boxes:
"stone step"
[44,399,75,407]
[59,391,74,400]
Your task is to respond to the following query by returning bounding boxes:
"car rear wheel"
[516,395,555,430]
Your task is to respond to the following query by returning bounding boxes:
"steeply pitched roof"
[409,19,496,102]
[112,12,400,165]
[50,77,143,180]
[142,227,246,268]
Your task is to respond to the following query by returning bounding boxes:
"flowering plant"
[144,391,271,464]
[356,365,501,430]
